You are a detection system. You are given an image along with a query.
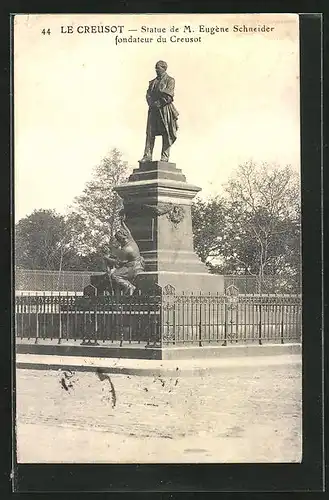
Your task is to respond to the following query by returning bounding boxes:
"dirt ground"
[15,360,302,463]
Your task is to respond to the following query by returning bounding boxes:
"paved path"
[16,352,301,375]
[16,358,302,463]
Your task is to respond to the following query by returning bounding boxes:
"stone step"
[137,160,179,172]
[129,169,186,182]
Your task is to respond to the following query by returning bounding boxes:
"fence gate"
[225,285,239,343]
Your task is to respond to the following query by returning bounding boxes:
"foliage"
[192,161,301,292]
[15,149,129,272]
[191,196,228,264]
[15,209,81,270]
[69,148,128,257]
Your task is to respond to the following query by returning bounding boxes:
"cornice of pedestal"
[115,179,201,203]
[129,161,187,182]
[137,160,178,170]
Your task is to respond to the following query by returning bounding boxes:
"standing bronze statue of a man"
[140,60,179,163]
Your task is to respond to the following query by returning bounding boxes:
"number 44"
[41,29,51,35]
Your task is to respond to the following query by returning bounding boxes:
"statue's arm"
[104,255,118,268]
[108,249,128,265]
[148,94,161,108]
[121,220,133,240]
[146,92,152,106]
[164,77,175,96]
[146,78,175,108]
[158,93,173,105]
[158,77,175,106]
[146,82,153,106]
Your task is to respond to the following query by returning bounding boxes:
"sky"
[14,13,300,221]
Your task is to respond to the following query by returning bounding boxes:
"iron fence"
[15,269,301,294]
[15,269,103,293]
[15,291,301,347]
[223,274,301,294]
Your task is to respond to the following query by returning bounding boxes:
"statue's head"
[115,226,131,246]
[155,60,167,77]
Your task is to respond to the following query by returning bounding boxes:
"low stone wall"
[16,339,301,361]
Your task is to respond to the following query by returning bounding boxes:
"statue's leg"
[160,135,171,162]
[141,133,155,162]
[111,270,136,296]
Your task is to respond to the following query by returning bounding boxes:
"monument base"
[114,160,225,296]
[136,271,224,294]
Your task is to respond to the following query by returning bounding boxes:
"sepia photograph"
[14,13,302,465]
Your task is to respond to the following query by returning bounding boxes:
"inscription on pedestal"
[126,217,155,242]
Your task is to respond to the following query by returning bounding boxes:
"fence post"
[19,294,24,340]
[94,298,99,346]
[154,293,161,346]
[223,299,227,346]
[172,293,176,346]
[258,303,262,345]
[58,293,62,344]
[119,294,124,347]
[50,291,53,341]
[198,292,202,347]
[66,291,69,342]
[235,296,239,344]
[27,293,31,340]
[159,292,163,348]
[280,304,284,344]
[35,313,39,344]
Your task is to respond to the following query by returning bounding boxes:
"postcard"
[14,13,302,467]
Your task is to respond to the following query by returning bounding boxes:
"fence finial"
[163,284,175,295]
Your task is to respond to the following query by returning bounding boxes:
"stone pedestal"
[115,161,224,294]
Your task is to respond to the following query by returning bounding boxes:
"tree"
[69,148,128,260]
[15,209,81,270]
[223,161,300,291]
[191,161,301,292]
[15,149,130,273]
[191,196,228,265]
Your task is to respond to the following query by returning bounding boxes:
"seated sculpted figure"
[104,215,145,296]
